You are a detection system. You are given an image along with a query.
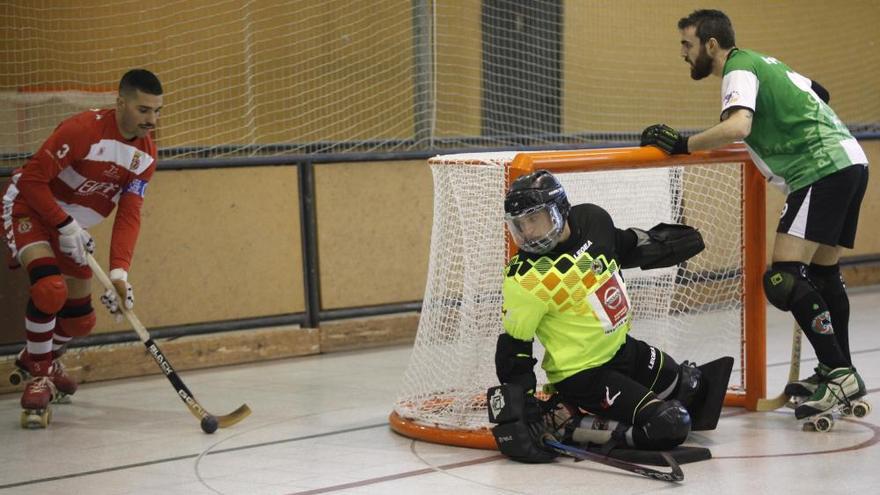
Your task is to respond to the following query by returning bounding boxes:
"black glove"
[640,124,689,155]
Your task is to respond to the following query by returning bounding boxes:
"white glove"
[57,218,95,266]
[101,269,134,322]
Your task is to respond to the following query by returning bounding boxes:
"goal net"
[2,2,876,164]
[390,145,766,449]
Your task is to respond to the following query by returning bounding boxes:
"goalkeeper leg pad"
[587,443,712,466]
[688,356,734,431]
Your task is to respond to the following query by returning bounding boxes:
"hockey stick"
[86,254,251,431]
[755,323,801,411]
[544,439,683,483]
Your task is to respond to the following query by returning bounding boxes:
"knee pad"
[58,311,96,337]
[57,297,96,337]
[763,262,813,311]
[632,400,691,450]
[30,274,68,315]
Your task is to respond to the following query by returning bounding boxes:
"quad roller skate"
[9,350,77,404]
[19,360,57,429]
[793,366,870,432]
[783,365,826,404]
[802,398,871,432]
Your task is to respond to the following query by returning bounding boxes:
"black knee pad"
[763,262,813,311]
[632,400,691,450]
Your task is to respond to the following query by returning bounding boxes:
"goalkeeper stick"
[545,439,683,482]
[86,254,251,430]
[755,324,801,411]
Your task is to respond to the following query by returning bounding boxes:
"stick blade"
[216,404,252,428]
[756,395,791,411]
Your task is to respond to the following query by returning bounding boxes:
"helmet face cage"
[505,203,565,254]
[504,170,570,254]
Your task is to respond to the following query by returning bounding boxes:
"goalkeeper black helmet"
[504,170,570,254]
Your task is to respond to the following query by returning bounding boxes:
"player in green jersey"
[639,9,869,421]
[488,170,732,464]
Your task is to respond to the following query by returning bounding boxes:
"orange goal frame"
[390,144,766,450]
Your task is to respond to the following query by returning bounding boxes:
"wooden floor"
[0,286,878,495]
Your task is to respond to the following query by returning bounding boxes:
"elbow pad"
[624,223,705,270]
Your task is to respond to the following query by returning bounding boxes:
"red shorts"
[2,200,92,279]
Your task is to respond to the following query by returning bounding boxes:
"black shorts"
[777,164,869,248]
[553,336,678,426]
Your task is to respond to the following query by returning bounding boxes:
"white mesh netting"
[393,151,747,433]
[2,2,876,162]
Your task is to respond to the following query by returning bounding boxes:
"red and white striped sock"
[25,299,55,363]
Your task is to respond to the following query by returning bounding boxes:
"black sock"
[809,263,852,366]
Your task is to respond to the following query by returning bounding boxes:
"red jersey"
[6,109,156,271]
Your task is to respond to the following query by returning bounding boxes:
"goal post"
[390,144,766,450]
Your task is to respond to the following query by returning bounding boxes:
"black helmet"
[504,170,570,254]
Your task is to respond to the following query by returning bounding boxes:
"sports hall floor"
[0,286,878,495]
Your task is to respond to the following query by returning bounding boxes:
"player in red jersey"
[2,69,163,428]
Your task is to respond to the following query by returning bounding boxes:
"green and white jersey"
[721,48,867,193]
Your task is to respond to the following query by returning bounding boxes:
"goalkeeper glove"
[640,124,689,155]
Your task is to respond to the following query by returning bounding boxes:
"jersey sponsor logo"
[648,346,657,370]
[723,90,742,106]
[56,144,70,159]
[574,240,593,258]
[762,56,780,65]
[811,311,833,335]
[802,125,834,169]
[102,166,122,179]
[125,178,148,197]
[16,217,32,234]
[130,151,143,171]
[591,273,630,334]
[76,179,120,197]
[488,387,506,419]
[601,386,621,409]
[603,286,623,310]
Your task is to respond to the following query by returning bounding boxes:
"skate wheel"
[9,369,27,386]
[813,415,833,432]
[852,401,871,418]
[20,408,51,429]
[841,405,853,416]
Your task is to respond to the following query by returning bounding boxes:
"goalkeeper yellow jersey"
[502,204,637,383]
